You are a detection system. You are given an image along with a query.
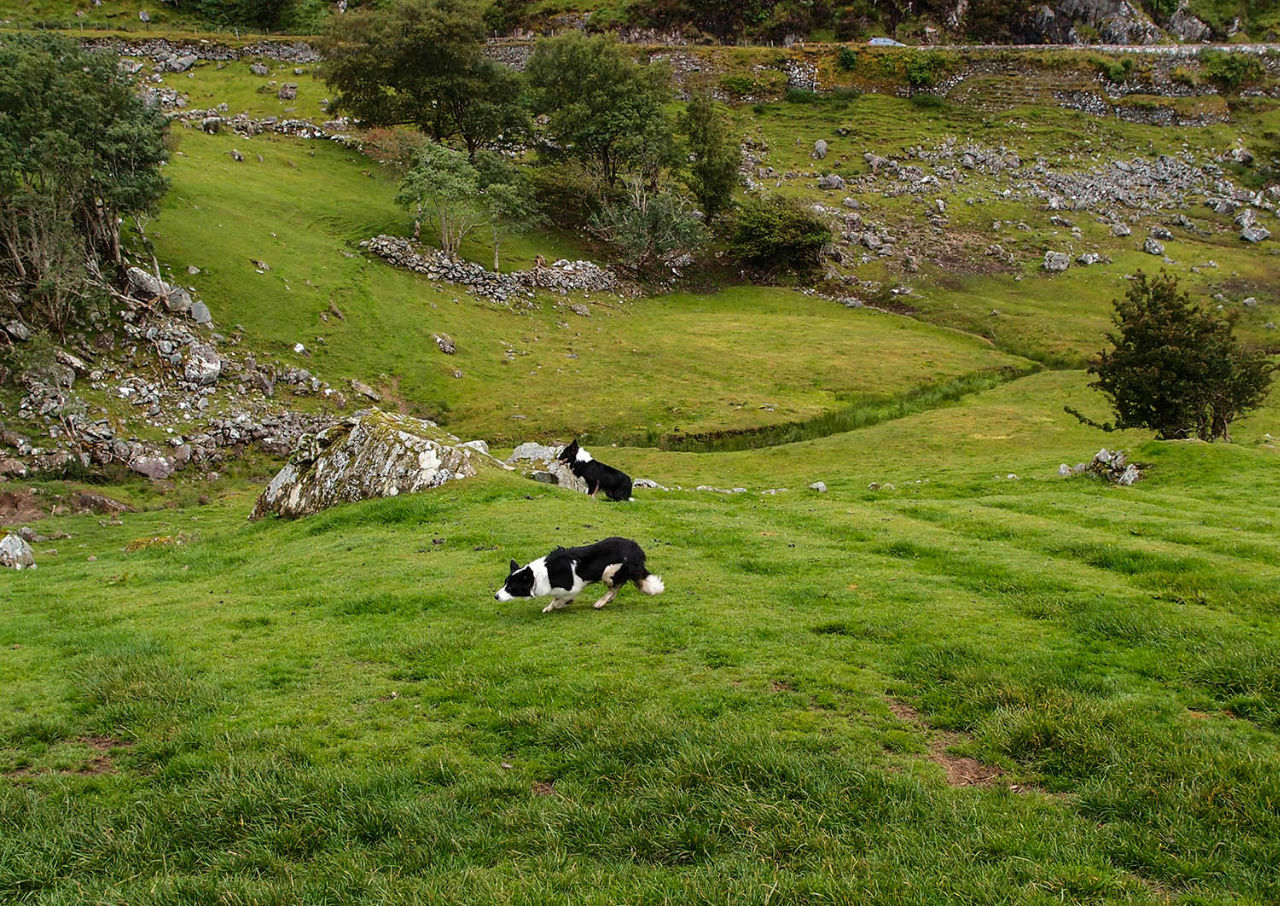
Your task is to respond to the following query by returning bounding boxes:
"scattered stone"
[128,454,175,481]
[250,62,269,77]
[1143,237,1165,256]
[433,333,456,355]
[1242,297,1258,308]
[1241,226,1270,243]
[569,303,590,318]
[817,173,846,190]
[1042,251,1070,272]
[183,343,221,386]
[4,319,31,342]
[189,301,213,325]
[277,83,297,101]
[1111,223,1132,237]
[250,409,481,520]
[1076,252,1104,265]
[0,458,28,478]
[808,481,828,493]
[812,139,828,160]
[507,442,560,463]
[1,534,35,570]
[350,379,381,401]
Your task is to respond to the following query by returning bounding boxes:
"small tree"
[589,180,705,276]
[1090,271,1275,441]
[0,34,168,337]
[728,196,832,276]
[395,144,486,256]
[474,153,541,272]
[679,91,742,223]
[320,0,526,157]
[526,33,677,186]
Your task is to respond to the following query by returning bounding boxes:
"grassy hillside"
[4,402,1280,902]
[4,37,1280,906]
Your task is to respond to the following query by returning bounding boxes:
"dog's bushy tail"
[638,573,665,596]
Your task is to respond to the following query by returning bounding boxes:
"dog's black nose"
[493,592,500,600]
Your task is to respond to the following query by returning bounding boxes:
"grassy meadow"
[4,46,1280,906]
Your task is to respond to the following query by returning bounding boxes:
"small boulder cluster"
[1060,448,1142,486]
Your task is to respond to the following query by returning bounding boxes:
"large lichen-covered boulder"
[250,410,480,520]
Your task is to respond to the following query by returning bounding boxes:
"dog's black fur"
[495,537,664,612]
[558,439,633,501]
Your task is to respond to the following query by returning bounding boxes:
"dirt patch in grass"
[0,490,49,524]
[532,780,556,796]
[887,697,1008,788]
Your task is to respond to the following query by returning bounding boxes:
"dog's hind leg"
[542,596,575,613]
[592,586,621,609]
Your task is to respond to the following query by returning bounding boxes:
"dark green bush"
[728,196,832,276]
[1200,50,1264,92]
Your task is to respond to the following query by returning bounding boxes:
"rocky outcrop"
[250,410,484,520]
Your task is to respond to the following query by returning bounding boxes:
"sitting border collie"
[494,537,664,613]
[557,440,633,501]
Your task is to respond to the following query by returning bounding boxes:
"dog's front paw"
[542,602,557,613]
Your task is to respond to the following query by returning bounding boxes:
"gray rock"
[168,54,198,73]
[1043,251,1070,272]
[1150,227,1173,240]
[1236,208,1258,229]
[250,409,480,520]
[1169,1,1211,41]
[165,285,192,315]
[569,303,590,317]
[184,343,221,385]
[1111,222,1132,237]
[138,9,150,22]
[350,379,381,401]
[530,470,558,484]
[248,370,274,396]
[1076,252,1104,265]
[817,173,846,190]
[129,454,175,481]
[1143,237,1165,256]
[808,481,828,493]
[507,442,560,463]
[1241,226,1271,243]
[0,458,28,478]
[433,333,456,354]
[1242,296,1258,308]
[4,319,31,342]
[277,83,297,101]
[190,301,213,325]
[126,266,167,299]
[250,62,270,77]
[0,534,36,570]
[201,116,221,134]
[460,440,489,454]
[812,140,828,160]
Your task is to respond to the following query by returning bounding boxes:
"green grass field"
[4,43,1280,906]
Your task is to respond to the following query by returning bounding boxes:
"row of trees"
[321,1,829,277]
[0,34,169,337]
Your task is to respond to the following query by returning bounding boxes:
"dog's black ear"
[509,558,519,573]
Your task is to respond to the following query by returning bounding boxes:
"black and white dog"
[494,537,664,613]
[557,440,633,501]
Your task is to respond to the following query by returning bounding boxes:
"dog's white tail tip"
[640,574,665,595]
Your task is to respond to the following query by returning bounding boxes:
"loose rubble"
[0,534,36,570]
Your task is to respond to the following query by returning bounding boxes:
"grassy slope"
[4,47,1280,906]
[3,400,1279,902]
[152,125,1030,444]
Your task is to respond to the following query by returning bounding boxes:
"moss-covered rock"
[250,410,481,520]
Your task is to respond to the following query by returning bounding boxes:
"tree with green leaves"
[474,153,542,272]
[525,33,677,187]
[395,144,487,256]
[1090,271,1275,442]
[588,179,705,276]
[0,33,168,337]
[679,91,741,223]
[320,0,527,158]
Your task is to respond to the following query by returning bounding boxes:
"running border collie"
[557,440,633,501]
[494,537,664,613]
